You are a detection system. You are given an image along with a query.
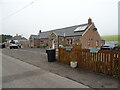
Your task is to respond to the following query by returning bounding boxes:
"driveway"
[2,48,119,88]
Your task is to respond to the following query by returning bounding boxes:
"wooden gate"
[58,47,120,77]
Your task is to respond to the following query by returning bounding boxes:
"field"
[102,35,118,42]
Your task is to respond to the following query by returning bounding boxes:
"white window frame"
[88,39,90,45]
[67,39,72,44]
[96,40,99,46]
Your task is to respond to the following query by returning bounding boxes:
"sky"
[118,1,120,35]
[0,0,119,39]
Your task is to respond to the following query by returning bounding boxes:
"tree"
[0,34,12,43]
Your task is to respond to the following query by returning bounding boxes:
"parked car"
[0,43,5,49]
[112,46,120,51]
[101,42,118,50]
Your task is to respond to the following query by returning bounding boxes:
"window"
[40,41,44,44]
[67,39,72,44]
[96,40,99,46]
[30,40,32,42]
[76,39,80,45]
[88,39,90,46]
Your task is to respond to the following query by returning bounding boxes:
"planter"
[70,61,77,68]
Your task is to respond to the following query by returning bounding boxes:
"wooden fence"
[58,47,120,77]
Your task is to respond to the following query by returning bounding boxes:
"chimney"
[16,34,18,36]
[39,30,41,33]
[88,18,92,24]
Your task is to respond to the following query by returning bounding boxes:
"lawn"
[102,35,118,42]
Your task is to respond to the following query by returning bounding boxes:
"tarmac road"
[2,52,89,88]
[2,48,119,88]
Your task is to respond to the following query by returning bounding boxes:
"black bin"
[46,49,56,62]
[2,44,5,48]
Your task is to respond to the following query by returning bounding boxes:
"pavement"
[2,48,119,88]
[2,51,89,88]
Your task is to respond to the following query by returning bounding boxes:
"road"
[2,51,89,88]
[2,48,118,88]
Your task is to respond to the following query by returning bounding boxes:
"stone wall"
[40,38,49,48]
[29,38,34,48]
[19,40,29,48]
[81,23,102,49]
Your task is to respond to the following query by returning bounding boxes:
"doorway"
[52,39,55,49]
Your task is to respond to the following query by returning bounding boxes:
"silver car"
[101,42,118,50]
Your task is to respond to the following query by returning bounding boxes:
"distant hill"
[102,35,118,42]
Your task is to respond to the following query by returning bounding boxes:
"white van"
[9,40,21,49]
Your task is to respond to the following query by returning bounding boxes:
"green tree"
[0,34,12,43]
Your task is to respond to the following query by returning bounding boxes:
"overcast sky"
[0,0,119,39]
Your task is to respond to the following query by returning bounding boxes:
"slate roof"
[30,23,91,39]
[9,36,28,40]
[51,23,89,37]
[30,35,40,39]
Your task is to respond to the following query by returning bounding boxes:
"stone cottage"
[29,18,105,49]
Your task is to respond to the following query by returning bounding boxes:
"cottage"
[29,18,104,49]
[29,34,49,48]
[7,34,29,48]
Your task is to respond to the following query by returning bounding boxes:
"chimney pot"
[16,34,18,36]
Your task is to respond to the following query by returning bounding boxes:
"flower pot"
[70,61,77,68]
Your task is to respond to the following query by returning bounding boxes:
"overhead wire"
[2,0,37,20]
